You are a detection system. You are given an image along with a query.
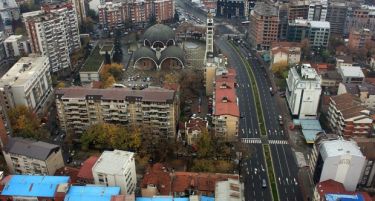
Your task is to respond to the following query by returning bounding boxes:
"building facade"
[248,2,279,50]
[338,82,375,111]
[92,150,136,195]
[4,35,30,58]
[0,56,52,113]
[345,5,375,37]
[212,69,239,141]
[309,137,366,191]
[23,3,81,74]
[216,0,246,19]
[308,0,328,21]
[270,42,301,66]
[338,66,364,84]
[326,1,347,35]
[184,116,208,145]
[286,64,322,119]
[2,137,65,175]
[55,87,179,138]
[348,28,372,50]
[0,0,20,34]
[98,0,174,31]
[327,93,372,137]
[287,19,330,49]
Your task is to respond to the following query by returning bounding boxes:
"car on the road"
[262,179,267,188]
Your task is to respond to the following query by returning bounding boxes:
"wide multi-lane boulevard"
[216,34,303,201]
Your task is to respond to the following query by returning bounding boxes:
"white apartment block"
[55,87,178,138]
[2,137,65,175]
[308,0,328,21]
[309,21,330,48]
[286,64,322,119]
[0,0,20,34]
[71,0,86,24]
[92,150,136,195]
[23,3,80,74]
[310,139,366,191]
[4,35,30,58]
[0,55,52,113]
[338,66,364,84]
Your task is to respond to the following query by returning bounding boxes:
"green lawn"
[81,46,104,72]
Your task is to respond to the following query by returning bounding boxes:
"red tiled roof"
[214,69,239,117]
[77,156,99,181]
[163,83,180,92]
[185,117,207,134]
[55,166,80,183]
[141,163,171,195]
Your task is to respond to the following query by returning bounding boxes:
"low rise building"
[204,55,228,96]
[79,45,104,82]
[77,156,99,184]
[0,175,70,200]
[286,64,322,119]
[212,69,239,141]
[4,35,30,58]
[55,87,179,138]
[338,82,375,110]
[2,137,64,175]
[348,28,372,50]
[309,137,366,191]
[185,116,208,145]
[335,55,359,68]
[320,70,341,87]
[327,93,372,137]
[338,66,364,84]
[313,179,372,201]
[0,55,52,113]
[270,42,301,66]
[92,150,136,195]
[215,178,244,201]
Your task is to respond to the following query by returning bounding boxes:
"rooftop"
[3,137,60,160]
[341,82,375,96]
[353,138,375,160]
[253,2,278,16]
[330,93,368,119]
[56,87,175,103]
[136,197,189,201]
[0,56,48,88]
[339,66,364,78]
[317,180,372,201]
[320,140,364,160]
[77,156,99,181]
[1,175,69,197]
[81,45,104,72]
[185,117,208,134]
[64,186,121,201]
[4,35,27,42]
[214,69,239,117]
[309,21,330,28]
[93,150,134,175]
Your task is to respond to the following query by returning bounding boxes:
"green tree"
[196,129,214,158]
[112,34,123,63]
[8,106,48,140]
[148,15,156,26]
[87,9,98,21]
[104,51,111,65]
[173,10,179,22]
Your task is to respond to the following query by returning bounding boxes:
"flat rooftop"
[1,175,69,197]
[65,186,121,201]
[320,140,364,160]
[93,150,134,175]
[0,56,48,88]
[81,45,104,72]
[4,35,27,42]
[339,66,364,78]
[309,21,330,28]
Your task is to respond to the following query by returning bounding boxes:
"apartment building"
[338,66,364,84]
[0,56,52,113]
[327,93,372,137]
[72,0,86,24]
[55,87,179,138]
[98,0,173,31]
[286,64,322,119]
[248,2,279,50]
[348,28,372,50]
[308,0,327,21]
[338,82,375,110]
[212,69,239,141]
[288,0,309,21]
[309,136,366,191]
[326,1,347,34]
[345,5,375,37]
[23,3,80,74]
[0,0,20,34]
[354,137,375,188]
[4,35,30,58]
[287,19,330,49]
[216,0,247,19]
[92,150,136,195]
[2,137,65,175]
[0,32,6,67]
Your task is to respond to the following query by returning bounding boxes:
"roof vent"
[222,96,228,103]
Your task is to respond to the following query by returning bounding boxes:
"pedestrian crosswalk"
[241,138,262,144]
[241,138,289,145]
[268,140,288,144]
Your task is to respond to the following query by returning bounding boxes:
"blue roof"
[200,196,215,201]
[1,175,70,197]
[325,194,364,201]
[293,119,324,144]
[136,198,189,201]
[64,186,121,201]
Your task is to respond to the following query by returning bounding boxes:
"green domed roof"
[133,47,157,62]
[160,46,185,63]
[143,24,175,44]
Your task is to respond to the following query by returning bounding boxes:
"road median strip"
[228,41,279,201]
